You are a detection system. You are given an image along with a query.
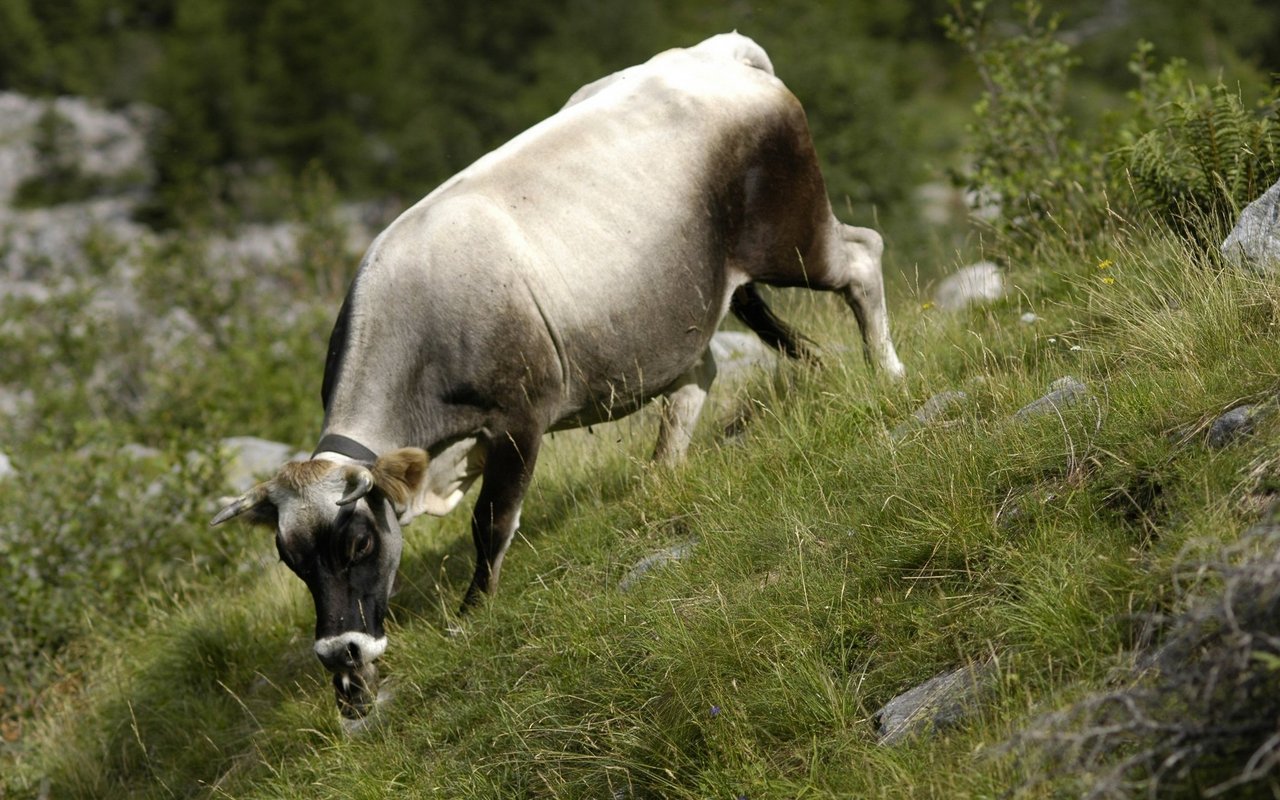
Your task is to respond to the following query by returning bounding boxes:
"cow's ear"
[211,483,278,527]
[371,448,430,507]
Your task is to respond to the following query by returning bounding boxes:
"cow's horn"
[337,466,374,506]
[211,485,268,526]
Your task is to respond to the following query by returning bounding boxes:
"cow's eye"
[350,530,375,562]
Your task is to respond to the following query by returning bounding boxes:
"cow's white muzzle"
[314,632,387,672]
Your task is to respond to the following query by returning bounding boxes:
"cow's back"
[330,35,837,442]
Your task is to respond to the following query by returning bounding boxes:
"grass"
[7,219,1280,797]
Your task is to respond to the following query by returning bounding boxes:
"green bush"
[944,0,1107,250]
[1118,43,1280,242]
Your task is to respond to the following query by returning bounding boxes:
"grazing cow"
[211,32,904,719]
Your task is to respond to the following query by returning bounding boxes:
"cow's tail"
[730,284,820,363]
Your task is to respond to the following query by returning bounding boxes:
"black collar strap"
[313,433,379,463]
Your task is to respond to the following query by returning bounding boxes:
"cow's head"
[211,448,428,718]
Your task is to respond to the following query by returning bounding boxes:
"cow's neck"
[312,433,379,463]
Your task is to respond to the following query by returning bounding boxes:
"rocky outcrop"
[0,92,155,207]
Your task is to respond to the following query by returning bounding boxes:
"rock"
[0,197,150,281]
[875,662,996,745]
[891,390,968,439]
[206,223,300,270]
[933,262,1004,311]
[1013,376,1089,420]
[0,92,155,207]
[1207,404,1262,449]
[914,181,970,227]
[145,307,212,368]
[0,451,13,481]
[0,386,33,418]
[120,443,162,461]
[1223,178,1280,272]
[0,279,51,303]
[617,539,698,592]
[710,331,777,379]
[1019,312,1039,325]
[220,436,309,493]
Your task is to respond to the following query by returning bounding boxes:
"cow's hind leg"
[462,427,542,611]
[653,350,717,466]
[830,226,905,378]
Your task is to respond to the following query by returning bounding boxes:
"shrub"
[943,0,1107,250]
[1117,44,1280,243]
[1012,517,1280,797]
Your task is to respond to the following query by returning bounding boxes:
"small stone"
[618,539,698,592]
[933,262,1004,311]
[1019,312,1039,324]
[120,443,162,461]
[1207,405,1259,449]
[0,451,13,480]
[710,331,777,378]
[891,390,968,439]
[1013,376,1089,420]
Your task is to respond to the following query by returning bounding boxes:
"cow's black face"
[211,449,428,719]
[278,496,404,718]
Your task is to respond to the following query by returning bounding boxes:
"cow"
[211,32,904,720]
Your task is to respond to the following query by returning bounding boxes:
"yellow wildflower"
[1096,259,1113,270]
[1101,276,1116,285]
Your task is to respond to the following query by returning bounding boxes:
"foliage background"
[2,0,1275,230]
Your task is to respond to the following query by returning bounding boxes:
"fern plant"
[1119,48,1280,242]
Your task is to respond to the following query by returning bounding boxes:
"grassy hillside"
[7,216,1280,797]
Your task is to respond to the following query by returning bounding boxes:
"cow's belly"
[521,217,735,427]
[546,273,732,429]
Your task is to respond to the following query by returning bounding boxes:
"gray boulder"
[0,386,33,418]
[933,262,1004,311]
[1014,376,1089,420]
[1223,178,1280,272]
[875,662,996,745]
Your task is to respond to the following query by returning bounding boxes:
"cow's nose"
[313,633,388,673]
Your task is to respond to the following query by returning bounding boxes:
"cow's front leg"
[653,350,717,466]
[462,427,542,611]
